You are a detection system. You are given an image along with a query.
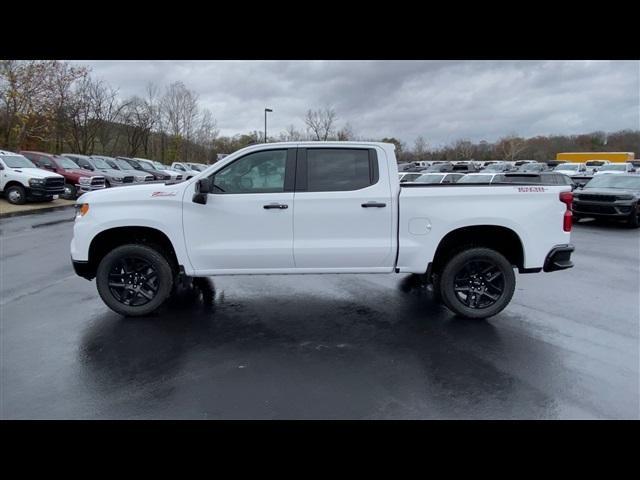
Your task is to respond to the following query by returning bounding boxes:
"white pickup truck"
[71,142,575,319]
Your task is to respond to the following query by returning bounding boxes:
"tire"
[627,208,639,228]
[5,184,27,205]
[62,183,77,200]
[439,247,516,319]
[96,244,174,317]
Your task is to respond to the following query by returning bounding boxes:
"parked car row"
[398,168,640,227]
[0,148,209,204]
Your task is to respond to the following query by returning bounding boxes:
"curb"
[0,204,76,219]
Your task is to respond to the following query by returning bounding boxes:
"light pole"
[264,108,272,143]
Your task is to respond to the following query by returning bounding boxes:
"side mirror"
[192,178,211,205]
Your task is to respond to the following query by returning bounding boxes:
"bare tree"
[279,124,304,142]
[496,134,528,160]
[67,77,122,154]
[161,82,199,161]
[413,135,428,158]
[304,106,336,141]
[120,96,155,157]
[336,122,354,141]
[452,139,474,160]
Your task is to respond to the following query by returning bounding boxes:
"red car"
[20,151,106,199]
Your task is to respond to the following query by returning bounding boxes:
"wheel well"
[3,181,26,191]
[430,225,524,277]
[86,227,180,279]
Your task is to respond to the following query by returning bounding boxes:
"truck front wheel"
[62,183,77,200]
[96,244,174,317]
[439,247,516,319]
[6,184,27,205]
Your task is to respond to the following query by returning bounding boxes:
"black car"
[573,174,640,228]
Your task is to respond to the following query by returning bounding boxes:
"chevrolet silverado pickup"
[71,142,575,319]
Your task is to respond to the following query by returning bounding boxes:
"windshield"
[555,163,580,171]
[458,174,494,183]
[598,164,626,171]
[91,157,111,169]
[116,159,136,170]
[153,161,166,170]
[415,174,445,184]
[521,164,543,171]
[584,175,640,190]
[484,164,505,172]
[136,160,155,170]
[56,156,79,169]
[0,154,36,168]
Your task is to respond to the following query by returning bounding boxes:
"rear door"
[292,147,394,270]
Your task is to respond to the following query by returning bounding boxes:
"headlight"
[79,177,91,185]
[29,178,45,186]
[112,176,123,182]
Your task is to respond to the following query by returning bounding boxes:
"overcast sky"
[72,60,639,147]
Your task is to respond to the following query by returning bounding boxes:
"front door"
[183,148,296,273]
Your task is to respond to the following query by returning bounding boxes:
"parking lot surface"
[1,210,638,419]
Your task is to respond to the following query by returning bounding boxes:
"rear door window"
[298,148,377,192]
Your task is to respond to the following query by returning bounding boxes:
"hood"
[97,168,130,177]
[78,181,183,203]
[577,187,639,198]
[7,167,64,179]
[67,168,102,177]
[594,171,625,175]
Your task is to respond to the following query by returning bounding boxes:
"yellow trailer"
[556,152,634,163]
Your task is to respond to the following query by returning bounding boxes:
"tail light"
[560,191,573,232]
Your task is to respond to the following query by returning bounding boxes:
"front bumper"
[26,185,65,198]
[76,183,106,193]
[72,260,94,280]
[574,200,637,218]
[543,244,575,272]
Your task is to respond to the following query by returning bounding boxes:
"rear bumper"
[543,244,574,272]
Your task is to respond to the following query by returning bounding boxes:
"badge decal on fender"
[151,191,177,197]
[517,186,547,192]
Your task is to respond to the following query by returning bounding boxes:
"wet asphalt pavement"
[1,209,638,419]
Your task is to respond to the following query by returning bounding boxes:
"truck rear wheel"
[439,247,516,319]
[96,244,174,317]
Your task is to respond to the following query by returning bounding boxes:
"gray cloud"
[71,60,640,147]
